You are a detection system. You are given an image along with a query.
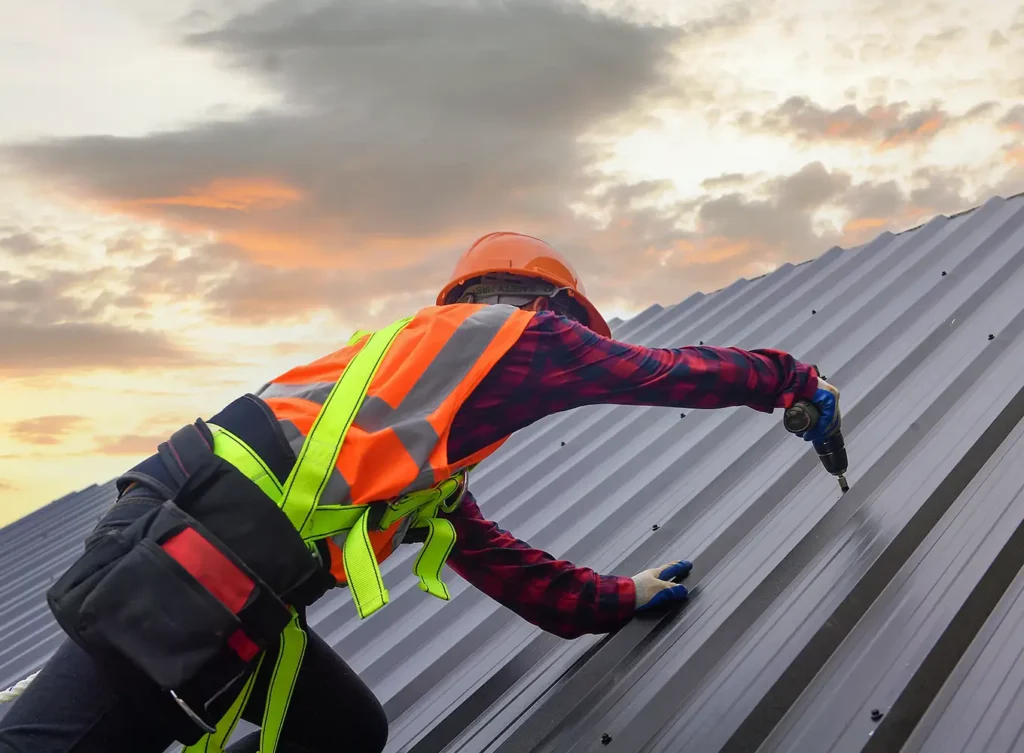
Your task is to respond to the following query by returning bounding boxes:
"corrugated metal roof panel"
[3,192,1024,753]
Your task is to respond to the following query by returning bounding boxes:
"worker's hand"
[632,560,692,612]
[802,378,841,444]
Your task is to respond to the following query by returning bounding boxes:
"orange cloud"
[93,179,481,270]
[124,178,303,212]
[670,236,755,265]
[1007,146,1024,166]
[93,433,167,455]
[879,116,946,150]
[9,415,89,445]
[844,217,889,233]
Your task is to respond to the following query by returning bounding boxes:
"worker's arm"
[448,309,820,461]
[442,492,637,639]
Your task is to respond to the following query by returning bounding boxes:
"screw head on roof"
[941,271,947,276]
[652,524,660,531]
[870,709,883,721]
[989,334,995,340]
[601,733,612,745]
[812,309,817,315]
[560,441,566,446]
[699,340,704,345]
[680,412,686,418]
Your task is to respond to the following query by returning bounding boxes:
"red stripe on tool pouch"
[228,629,260,661]
[162,528,255,613]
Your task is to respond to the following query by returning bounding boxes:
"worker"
[0,231,839,753]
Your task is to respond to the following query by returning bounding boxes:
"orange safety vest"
[253,303,535,586]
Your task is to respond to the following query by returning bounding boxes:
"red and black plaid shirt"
[439,310,820,639]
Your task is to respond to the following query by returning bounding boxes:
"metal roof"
[4,191,1024,753]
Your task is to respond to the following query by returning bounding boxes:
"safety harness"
[47,316,470,753]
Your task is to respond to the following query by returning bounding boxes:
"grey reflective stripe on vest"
[278,418,351,505]
[257,305,518,505]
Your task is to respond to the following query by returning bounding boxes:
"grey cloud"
[0,232,44,255]
[841,179,905,219]
[4,0,689,261]
[118,161,985,331]
[1000,105,1024,131]
[744,95,996,148]
[966,102,1001,119]
[908,167,971,214]
[701,172,754,190]
[695,163,850,251]
[0,264,210,375]
[915,26,968,53]
[0,320,203,374]
[989,30,1008,48]
[590,161,979,310]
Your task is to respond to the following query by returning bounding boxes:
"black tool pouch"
[45,420,334,743]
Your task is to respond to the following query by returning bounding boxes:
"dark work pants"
[0,497,388,753]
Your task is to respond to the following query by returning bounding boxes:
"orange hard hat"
[437,232,611,338]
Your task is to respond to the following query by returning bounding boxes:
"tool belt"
[45,420,334,743]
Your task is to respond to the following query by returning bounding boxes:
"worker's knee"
[362,698,389,753]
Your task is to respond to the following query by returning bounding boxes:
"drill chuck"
[784,400,850,493]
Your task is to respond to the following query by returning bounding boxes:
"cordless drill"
[783,399,849,493]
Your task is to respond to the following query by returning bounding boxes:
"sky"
[0,0,1022,527]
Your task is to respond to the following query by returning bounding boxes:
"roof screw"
[560,441,566,446]
[989,334,995,340]
[699,340,704,345]
[941,271,947,276]
[870,709,883,722]
[812,309,817,315]
[652,523,660,531]
[601,733,612,745]
[680,412,686,418]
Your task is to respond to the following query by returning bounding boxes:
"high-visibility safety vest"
[181,303,535,753]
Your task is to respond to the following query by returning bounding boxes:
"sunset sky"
[1,0,1022,527]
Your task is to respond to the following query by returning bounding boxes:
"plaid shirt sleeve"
[443,309,821,638]
[442,492,636,639]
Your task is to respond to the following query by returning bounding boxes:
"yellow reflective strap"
[258,611,307,753]
[412,518,457,601]
[279,316,411,537]
[342,509,389,618]
[180,653,265,753]
[206,423,283,503]
[378,488,437,531]
[308,504,371,538]
[347,329,372,346]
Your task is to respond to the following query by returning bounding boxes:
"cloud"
[999,105,1024,132]
[701,172,758,190]
[0,264,210,375]
[2,0,692,270]
[989,31,1009,48]
[743,95,998,149]
[585,159,984,308]
[93,433,168,456]
[0,232,45,255]
[914,26,968,54]
[9,415,89,445]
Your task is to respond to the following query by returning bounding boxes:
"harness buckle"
[170,690,217,735]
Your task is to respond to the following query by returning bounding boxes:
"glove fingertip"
[659,560,693,581]
[645,585,689,610]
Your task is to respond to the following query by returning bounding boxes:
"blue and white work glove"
[799,377,841,444]
[632,560,693,611]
